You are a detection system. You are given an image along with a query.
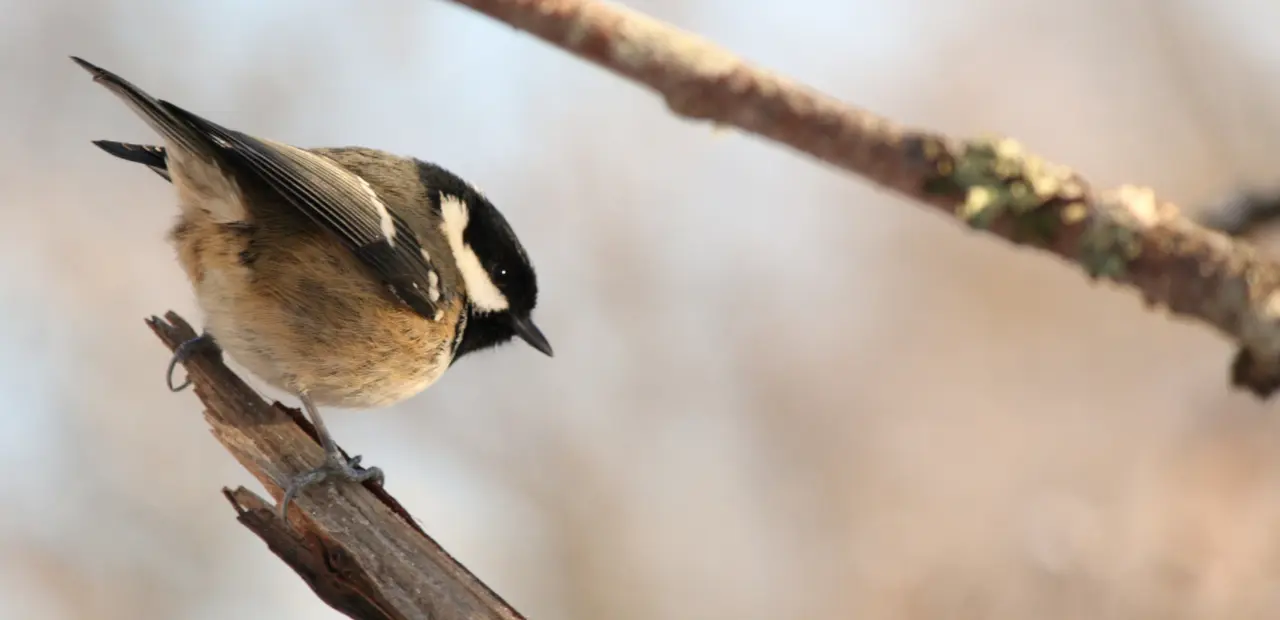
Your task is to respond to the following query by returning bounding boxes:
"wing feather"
[74,57,446,319]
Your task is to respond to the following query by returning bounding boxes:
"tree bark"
[147,312,527,620]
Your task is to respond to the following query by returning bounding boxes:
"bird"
[71,56,553,520]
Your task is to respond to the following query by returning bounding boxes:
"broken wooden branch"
[147,311,526,620]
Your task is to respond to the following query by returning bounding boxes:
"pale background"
[4,0,1280,618]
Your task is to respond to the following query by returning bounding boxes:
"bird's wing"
[74,56,447,320]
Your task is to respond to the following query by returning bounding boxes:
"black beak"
[511,314,554,357]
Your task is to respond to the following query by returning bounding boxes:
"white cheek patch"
[439,194,509,313]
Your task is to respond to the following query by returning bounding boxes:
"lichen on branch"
[447,0,1280,397]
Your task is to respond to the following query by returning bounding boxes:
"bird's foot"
[167,331,218,392]
[279,451,384,521]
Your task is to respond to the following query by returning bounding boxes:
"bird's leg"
[167,331,218,392]
[279,393,385,521]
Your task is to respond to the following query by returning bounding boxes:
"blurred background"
[4,0,1280,618]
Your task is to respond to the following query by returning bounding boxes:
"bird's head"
[418,161,552,361]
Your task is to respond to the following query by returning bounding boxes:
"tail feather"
[70,56,214,163]
[92,140,172,182]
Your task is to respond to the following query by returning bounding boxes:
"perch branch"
[146,311,526,620]
[444,0,1280,396]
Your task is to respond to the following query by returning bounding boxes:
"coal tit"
[73,56,553,519]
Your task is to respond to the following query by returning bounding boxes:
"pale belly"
[194,270,461,409]
[169,208,464,409]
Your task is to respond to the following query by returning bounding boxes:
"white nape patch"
[427,271,441,303]
[357,176,397,247]
[439,194,509,312]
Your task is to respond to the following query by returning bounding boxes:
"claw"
[278,393,385,522]
[167,332,217,392]
[278,452,384,521]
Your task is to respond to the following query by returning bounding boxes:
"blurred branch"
[146,311,526,620]
[445,0,1280,397]
[1199,190,1280,237]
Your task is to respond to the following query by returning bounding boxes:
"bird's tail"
[70,56,214,162]
[92,140,172,181]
